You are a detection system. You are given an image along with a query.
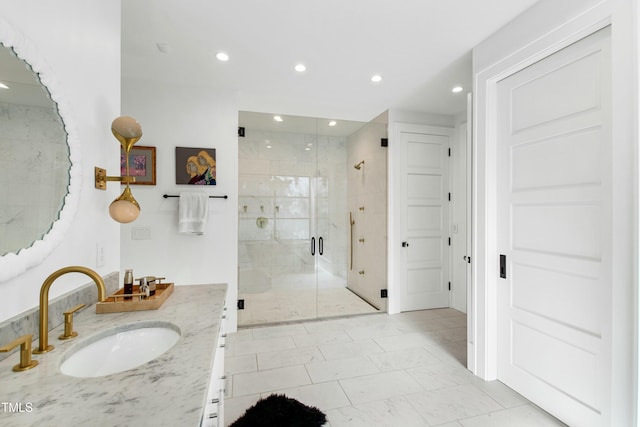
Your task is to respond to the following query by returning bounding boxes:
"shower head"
[354,160,365,170]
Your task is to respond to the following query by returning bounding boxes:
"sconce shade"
[108,185,140,223]
[111,116,143,152]
[96,116,143,223]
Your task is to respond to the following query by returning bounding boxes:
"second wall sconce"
[95,116,143,223]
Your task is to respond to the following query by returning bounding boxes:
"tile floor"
[224,309,567,426]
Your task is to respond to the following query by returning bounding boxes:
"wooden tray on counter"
[95,283,174,314]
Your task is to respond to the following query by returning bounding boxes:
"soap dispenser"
[123,269,134,300]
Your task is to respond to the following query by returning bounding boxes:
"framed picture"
[175,146,216,185]
[121,145,156,185]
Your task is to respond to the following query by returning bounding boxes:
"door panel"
[511,258,601,335]
[407,206,442,231]
[408,267,443,293]
[510,51,602,132]
[511,128,602,189]
[407,174,443,199]
[497,27,611,426]
[400,127,451,311]
[511,204,601,258]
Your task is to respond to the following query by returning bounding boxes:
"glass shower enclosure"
[237,111,387,326]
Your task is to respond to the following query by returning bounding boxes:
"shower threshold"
[237,286,379,327]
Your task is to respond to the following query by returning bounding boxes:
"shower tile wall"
[238,128,347,294]
[347,122,388,309]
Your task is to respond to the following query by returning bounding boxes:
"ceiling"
[122,0,539,122]
[238,111,372,137]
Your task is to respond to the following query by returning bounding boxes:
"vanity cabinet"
[202,307,227,427]
[0,284,228,426]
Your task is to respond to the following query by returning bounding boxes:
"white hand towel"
[178,192,209,235]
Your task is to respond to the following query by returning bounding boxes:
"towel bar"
[162,194,228,199]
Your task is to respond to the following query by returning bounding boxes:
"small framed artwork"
[121,145,156,185]
[175,146,216,185]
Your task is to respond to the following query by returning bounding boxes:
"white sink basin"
[60,321,180,378]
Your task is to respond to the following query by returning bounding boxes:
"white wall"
[120,77,239,331]
[472,0,639,424]
[0,1,121,321]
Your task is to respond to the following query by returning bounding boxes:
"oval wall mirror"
[0,19,81,282]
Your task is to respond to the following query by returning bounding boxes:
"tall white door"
[451,120,469,313]
[399,125,451,311]
[496,27,611,426]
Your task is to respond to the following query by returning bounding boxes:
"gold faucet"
[33,266,106,354]
[0,334,38,372]
[59,304,86,340]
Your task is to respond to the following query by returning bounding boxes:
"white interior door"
[399,125,451,311]
[497,27,611,427]
[451,121,469,313]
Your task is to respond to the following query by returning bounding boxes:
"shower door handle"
[319,237,324,256]
[311,237,316,256]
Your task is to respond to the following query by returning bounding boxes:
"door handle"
[500,254,506,278]
[319,237,324,256]
[402,241,409,247]
[311,237,316,256]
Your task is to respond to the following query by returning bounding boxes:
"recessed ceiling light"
[0,82,9,89]
[216,52,229,62]
[452,86,463,93]
[156,42,172,54]
[294,63,306,72]
[273,115,283,122]
[371,74,383,83]
[328,120,337,127]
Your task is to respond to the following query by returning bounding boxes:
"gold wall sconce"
[95,116,143,223]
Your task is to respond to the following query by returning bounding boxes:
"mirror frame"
[0,18,81,283]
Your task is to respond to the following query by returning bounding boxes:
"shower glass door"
[238,112,381,326]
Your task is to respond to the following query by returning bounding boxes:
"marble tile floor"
[224,309,567,426]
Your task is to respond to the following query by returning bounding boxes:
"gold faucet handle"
[0,334,38,372]
[59,304,85,340]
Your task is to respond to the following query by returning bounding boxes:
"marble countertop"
[0,283,227,427]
